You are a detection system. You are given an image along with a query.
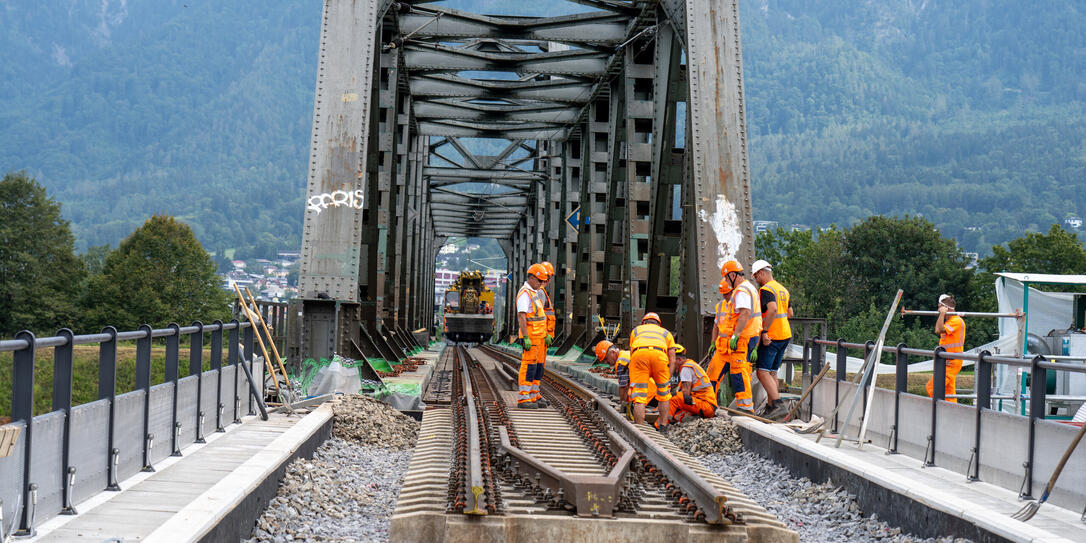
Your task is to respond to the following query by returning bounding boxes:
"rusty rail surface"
[477,345,739,524]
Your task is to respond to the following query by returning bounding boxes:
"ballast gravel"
[672,417,971,543]
[247,394,419,543]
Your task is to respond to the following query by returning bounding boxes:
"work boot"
[535,399,550,408]
[765,401,791,421]
[517,402,540,409]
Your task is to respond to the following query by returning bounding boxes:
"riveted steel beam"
[399,7,629,45]
[409,74,593,103]
[403,43,608,76]
[414,99,580,122]
[417,120,566,139]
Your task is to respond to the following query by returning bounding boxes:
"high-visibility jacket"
[614,349,631,387]
[760,279,792,341]
[518,284,547,339]
[630,323,674,352]
[538,287,556,336]
[680,360,718,406]
[714,299,733,348]
[727,280,763,339]
[939,315,965,353]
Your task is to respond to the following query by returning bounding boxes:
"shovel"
[1012,421,1086,521]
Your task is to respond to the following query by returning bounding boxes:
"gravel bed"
[247,395,420,542]
[670,417,971,542]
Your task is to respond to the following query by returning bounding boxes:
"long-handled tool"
[783,360,832,422]
[1012,422,1086,521]
[721,406,778,425]
[232,284,283,398]
[244,287,293,389]
[831,289,903,448]
[797,290,902,435]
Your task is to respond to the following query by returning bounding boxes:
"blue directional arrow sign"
[566,207,581,232]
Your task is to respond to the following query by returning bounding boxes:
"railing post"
[166,323,182,457]
[833,339,846,433]
[190,321,205,443]
[243,323,257,416]
[862,340,875,417]
[926,346,947,467]
[211,320,225,432]
[53,328,78,515]
[970,350,992,482]
[136,324,154,472]
[228,320,242,423]
[807,338,822,420]
[13,330,36,537]
[98,326,120,491]
[1021,355,1047,499]
[890,343,907,455]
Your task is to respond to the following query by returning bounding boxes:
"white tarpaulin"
[994,275,1078,402]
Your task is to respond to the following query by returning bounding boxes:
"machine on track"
[442,271,495,343]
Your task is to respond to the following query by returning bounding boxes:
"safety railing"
[802,337,1086,501]
[0,320,268,537]
[780,318,827,386]
[234,299,289,353]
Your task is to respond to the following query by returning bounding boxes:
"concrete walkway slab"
[28,405,332,543]
[734,417,1086,543]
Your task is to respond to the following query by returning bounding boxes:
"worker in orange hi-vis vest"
[667,344,718,423]
[628,313,676,429]
[540,261,557,346]
[719,260,763,414]
[708,277,735,394]
[928,294,966,403]
[516,264,550,408]
[752,259,794,418]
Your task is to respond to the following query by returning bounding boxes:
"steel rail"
[455,346,488,515]
[477,345,736,525]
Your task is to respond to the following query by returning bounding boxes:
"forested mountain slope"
[0,0,1082,256]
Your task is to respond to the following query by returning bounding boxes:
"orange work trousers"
[926,358,963,403]
[518,339,546,404]
[629,349,672,404]
[668,395,717,422]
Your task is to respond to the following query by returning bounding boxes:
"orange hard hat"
[718,277,733,295]
[527,263,548,281]
[641,312,662,324]
[541,261,555,276]
[721,260,744,277]
[594,340,614,361]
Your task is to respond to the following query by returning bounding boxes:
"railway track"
[391,344,797,542]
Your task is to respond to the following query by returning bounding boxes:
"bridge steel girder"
[674,0,755,353]
[298,0,754,361]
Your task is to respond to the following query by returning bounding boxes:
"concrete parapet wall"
[810,379,1086,510]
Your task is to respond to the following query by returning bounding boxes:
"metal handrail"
[0,321,247,353]
[801,336,1086,504]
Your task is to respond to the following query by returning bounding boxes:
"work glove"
[728,334,739,351]
[545,334,553,347]
[523,337,532,350]
[683,392,693,406]
[749,347,758,364]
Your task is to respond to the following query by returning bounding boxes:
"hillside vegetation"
[0,0,1083,256]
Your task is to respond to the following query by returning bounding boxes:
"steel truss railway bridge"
[294,0,754,363]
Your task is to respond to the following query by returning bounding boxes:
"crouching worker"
[667,345,717,423]
[595,340,632,408]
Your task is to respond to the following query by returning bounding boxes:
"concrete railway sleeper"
[471,344,741,525]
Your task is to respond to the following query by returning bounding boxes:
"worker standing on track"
[708,278,734,394]
[516,264,550,409]
[540,261,557,348]
[629,312,676,428]
[719,260,762,414]
[667,344,717,423]
[752,259,794,418]
[595,340,632,408]
[928,294,965,403]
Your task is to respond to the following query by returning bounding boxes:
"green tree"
[81,244,112,276]
[979,224,1086,278]
[80,215,231,331]
[0,172,86,335]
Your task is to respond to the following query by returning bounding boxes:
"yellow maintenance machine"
[442,270,495,343]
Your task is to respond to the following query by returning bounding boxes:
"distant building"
[790,224,811,232]
[232,260,246,269]
[277,250,300,259]
[753,220,778,234]
[1065,216,1082,229]
[964,252,979,269]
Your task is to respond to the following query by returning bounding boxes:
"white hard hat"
[751,259,772,274]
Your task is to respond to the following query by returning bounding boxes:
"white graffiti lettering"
[307,189,365,214]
